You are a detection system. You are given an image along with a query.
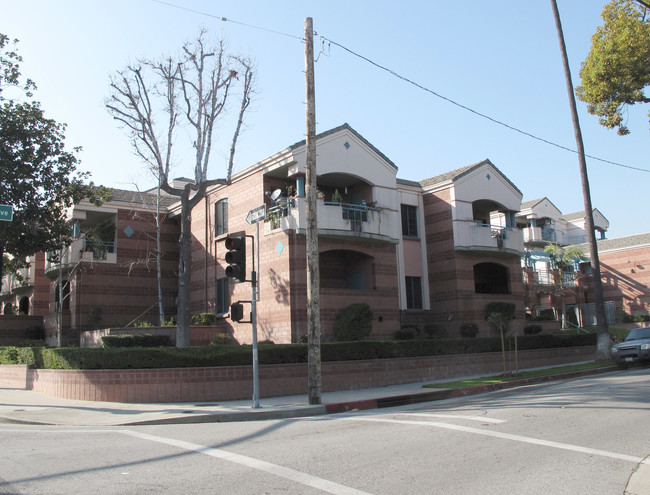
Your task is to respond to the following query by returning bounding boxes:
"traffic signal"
[230,302,244,322]
[225,235,246,282]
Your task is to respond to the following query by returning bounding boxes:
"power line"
[149,0,303,40]
[320,35,650,174]
[150,0,648,174]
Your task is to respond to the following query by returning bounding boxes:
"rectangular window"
[215,277,229,315]
[405,276,422,309]
[401,204,418,237]
[215,199,228,236]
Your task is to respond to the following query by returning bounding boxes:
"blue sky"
[4,0,648,239]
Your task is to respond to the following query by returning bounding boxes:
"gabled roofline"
[518,197,562,216]
[288,123,398,171]
[419,158,522,196]
[563,208,609,225]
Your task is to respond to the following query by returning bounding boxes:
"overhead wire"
[319,35,650,174]
[151,0,649,174]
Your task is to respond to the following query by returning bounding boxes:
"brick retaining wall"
[0,346,596,403]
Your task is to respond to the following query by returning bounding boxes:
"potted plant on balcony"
[330,189,343,204]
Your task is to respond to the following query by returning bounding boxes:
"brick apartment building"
[190,124,526,343]
[2,124,648,345]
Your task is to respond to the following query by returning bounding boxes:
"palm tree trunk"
[550,0,610,358]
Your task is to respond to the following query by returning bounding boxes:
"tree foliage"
[0,33,111,288]
[576,0,650,135]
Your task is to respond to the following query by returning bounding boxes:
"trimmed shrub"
[334,303,373,341]
[210,333,238,346]
[423,324,446,339]
[485,302,516,318]
[101,334,173,348]
[192,313,218,326]
[0,333,598,370]
[523,324,543,335]
[459,322,479,338]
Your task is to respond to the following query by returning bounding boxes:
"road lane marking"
[344,417,644,464]
[0,429,373,495]
[401,413,506,424]
[122,430,373,495]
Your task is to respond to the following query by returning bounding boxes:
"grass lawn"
[423,361,613,390]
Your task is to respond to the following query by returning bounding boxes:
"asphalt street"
[1,367,648,494]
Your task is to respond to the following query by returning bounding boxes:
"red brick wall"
[421,189,524,337]
[0,316,44,345]
[191,170,401,344]
[0,346,596,403]
[45,208,180,337]
[598,245,650,316]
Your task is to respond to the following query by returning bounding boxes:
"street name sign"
[246,204,266,225]
[0,204,13,221]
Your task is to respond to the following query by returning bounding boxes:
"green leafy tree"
[0,34,111,291]
[576,0,650,135]
[543,243,584,329]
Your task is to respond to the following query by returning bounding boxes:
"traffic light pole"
[248,231,260,409]
[251,268,259,408]
[224,231,260,409]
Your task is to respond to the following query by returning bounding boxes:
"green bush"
[459,322,479,338]
[523,324,543,335]
[485,302,516,318]
[101,334,173,348]
[192,313,218,326]
[0,333,599,370]
[210,333,238,346]
[423,324,446,339]
[334,303,373,341]
[133,320,154,328]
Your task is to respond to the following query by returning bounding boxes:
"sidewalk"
[0,364,616,427]
[3,365,648,494]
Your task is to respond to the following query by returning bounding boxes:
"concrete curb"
[118,405,328,426]
[626,456,650,495]
[325,366,617,415]
[0,365,618,426]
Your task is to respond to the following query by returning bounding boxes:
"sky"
[3,0,648,239]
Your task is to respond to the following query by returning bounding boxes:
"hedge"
[0,333,597,370]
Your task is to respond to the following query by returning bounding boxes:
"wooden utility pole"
[304,17,322,405]
[550,0,610,359]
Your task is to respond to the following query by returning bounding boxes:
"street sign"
[0,204,13,222]
[246,204,266,225]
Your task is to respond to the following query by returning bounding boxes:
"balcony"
[453,221,523,255]
[525,269,576,287]
[523,226,558,244]
[1,267,31,295]
[44,238,117,277]
[265,197,398,243]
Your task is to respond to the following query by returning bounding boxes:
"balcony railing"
[453,221,523,253]
[264,197,398,241]
[44,238,117,275]
[526,269,577,287]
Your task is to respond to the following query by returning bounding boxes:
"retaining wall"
[0,346,596,403]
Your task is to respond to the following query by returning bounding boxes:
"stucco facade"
[5,123,648,345]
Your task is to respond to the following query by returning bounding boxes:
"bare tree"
[107,31,255,346]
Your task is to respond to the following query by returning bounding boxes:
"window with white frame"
[215,199,228,236]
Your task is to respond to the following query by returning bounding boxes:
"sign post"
[0,204,14,222]
[246,205,265,409]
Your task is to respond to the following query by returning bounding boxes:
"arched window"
[319,250,374,290]
[474,262,510,294]
[19,296,30,315]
